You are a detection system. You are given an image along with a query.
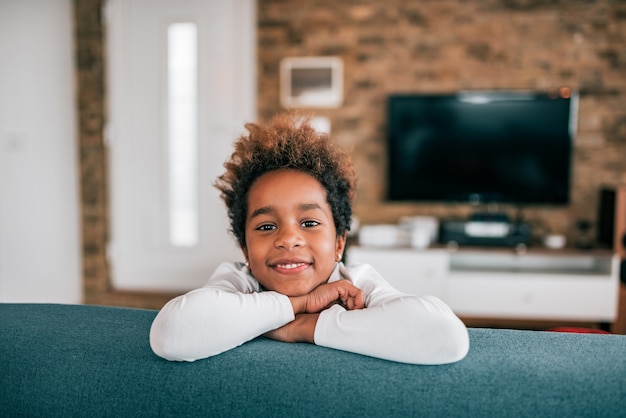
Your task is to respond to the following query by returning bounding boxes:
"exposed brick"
[74,0,626,307]
[258,0,626,244]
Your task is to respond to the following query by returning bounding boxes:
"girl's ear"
[335,231,347,262]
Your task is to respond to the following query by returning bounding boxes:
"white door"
[105,0,256,291]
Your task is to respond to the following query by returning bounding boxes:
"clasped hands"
[264,280,364,344]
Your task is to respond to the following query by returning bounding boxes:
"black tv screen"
[387,91,577,205]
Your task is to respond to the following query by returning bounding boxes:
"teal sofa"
[2,303,625,417]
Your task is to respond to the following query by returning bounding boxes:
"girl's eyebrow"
[300,203,322,211]
[249,203,322,220]
[249,206,272,220]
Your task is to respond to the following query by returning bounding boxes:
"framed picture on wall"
[280,56,343,108]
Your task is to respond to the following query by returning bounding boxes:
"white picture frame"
[280,56,343,108]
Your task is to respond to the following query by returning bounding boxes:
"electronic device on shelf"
[597,186,626,284]
[597,186,626,257]
[386,89,578,206]
[439,213,532,248]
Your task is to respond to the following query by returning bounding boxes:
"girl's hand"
[263,313,319,343]
[270,281,364,344]
[290,280,365,315]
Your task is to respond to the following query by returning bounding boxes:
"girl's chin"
[275,286,315,297]
[255,268,332,296]
[267,281,319,297]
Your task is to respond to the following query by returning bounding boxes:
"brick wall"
[75,0,625,306]
[258,0,626,243]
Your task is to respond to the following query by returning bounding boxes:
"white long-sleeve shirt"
[150,262,469,365]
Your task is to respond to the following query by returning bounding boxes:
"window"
[167,23,199,247]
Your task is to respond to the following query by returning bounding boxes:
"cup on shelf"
[400,216,439,249]
[544,234,566,249]
[410,229,431,249]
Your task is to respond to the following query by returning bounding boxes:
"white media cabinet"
[347,246,620,323]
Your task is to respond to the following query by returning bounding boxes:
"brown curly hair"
[215,113,356,249]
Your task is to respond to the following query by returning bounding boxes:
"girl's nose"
[274,224,304,250]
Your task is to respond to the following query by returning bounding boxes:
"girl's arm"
[149,262,294,362]
[313,264,470,365]
[263,279,365,343]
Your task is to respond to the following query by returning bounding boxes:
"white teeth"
[276,263,304,269]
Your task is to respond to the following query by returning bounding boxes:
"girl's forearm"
[150,288,294,361]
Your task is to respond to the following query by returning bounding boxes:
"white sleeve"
[314,264,469,365]
[150,262,295,362]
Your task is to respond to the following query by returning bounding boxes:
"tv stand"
[347,246,620,325]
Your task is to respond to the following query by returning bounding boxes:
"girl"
[150,114,469,364]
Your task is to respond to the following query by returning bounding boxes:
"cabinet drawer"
[347,247,449,298]
[447,272,619,321]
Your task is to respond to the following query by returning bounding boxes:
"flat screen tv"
[387,90,578,205]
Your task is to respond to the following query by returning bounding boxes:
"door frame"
[74,0,256,307]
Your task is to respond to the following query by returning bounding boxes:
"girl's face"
[242,169,346,296]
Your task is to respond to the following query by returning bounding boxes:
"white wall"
[0,0,81,303]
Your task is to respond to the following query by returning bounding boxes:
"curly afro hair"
[215,113,356,249]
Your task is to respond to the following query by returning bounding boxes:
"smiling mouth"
[273,262,309,270]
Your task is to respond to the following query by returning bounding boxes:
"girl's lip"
[269,256,311,266]
[269,259,312,273]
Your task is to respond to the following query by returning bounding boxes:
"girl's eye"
[256,224,276,231]
[301,220,319,228]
